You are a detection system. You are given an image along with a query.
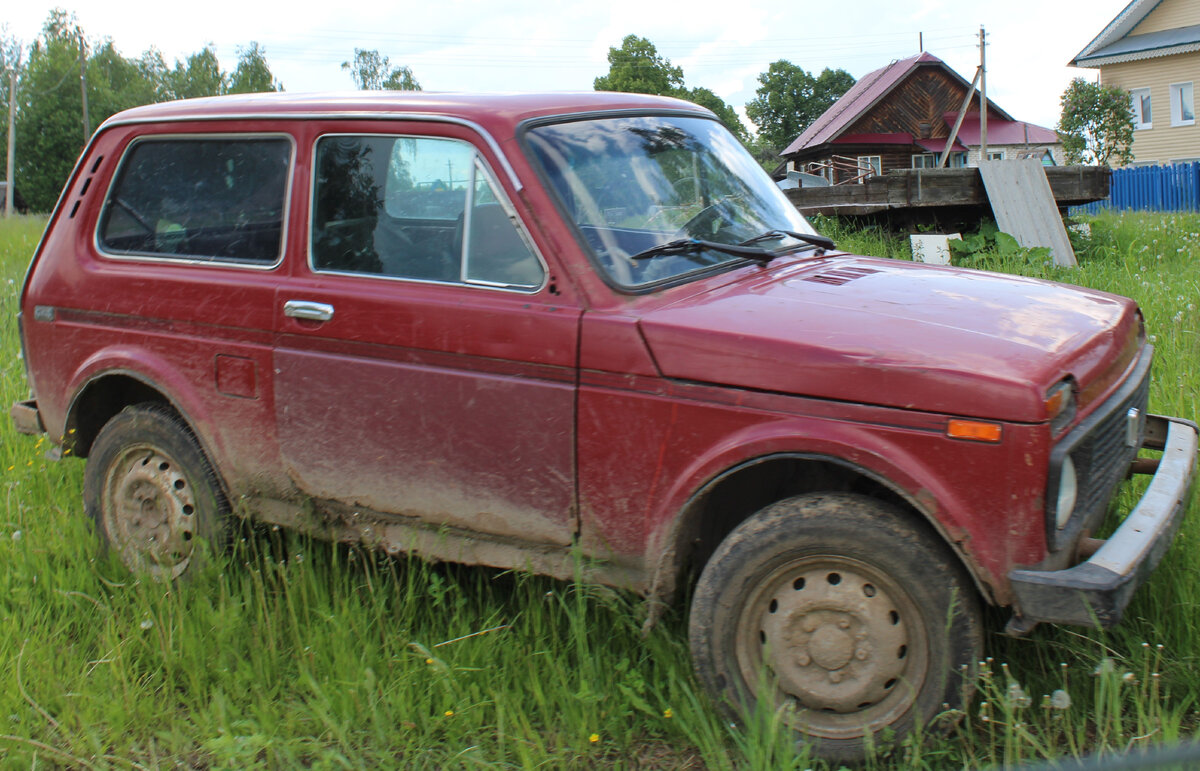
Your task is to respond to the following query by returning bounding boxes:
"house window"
[947,152,968,168]
[856,155,881,182]
[1130,88,1153,129]
[1170,82,1195,126]
[986,151,1005,161]
[912,153,937,168]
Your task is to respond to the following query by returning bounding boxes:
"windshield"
[525,115,817,288]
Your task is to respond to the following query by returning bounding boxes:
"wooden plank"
[785,166,1109,218]
[977,159,1077,267]
[1044,166,1111,206]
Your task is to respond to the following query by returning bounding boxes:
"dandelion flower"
[444,710,454,717]
[425,658,434,665]
[663,708,673,719]
[1050,689,1071,710]
[589,733,600,743]
[1006,682,1031,708]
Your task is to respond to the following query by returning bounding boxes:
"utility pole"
[79,30,90,144]
[3,37,19,218]
[6,65,16,216]
[979,25,988,161]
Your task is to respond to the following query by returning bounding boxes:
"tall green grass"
[0,211,1197,769]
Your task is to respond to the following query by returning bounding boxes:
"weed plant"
[0,211,1197,769]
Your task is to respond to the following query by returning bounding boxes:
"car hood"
[637,255,1140,422]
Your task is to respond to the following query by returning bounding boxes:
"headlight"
[1055,455,1078,530]
[1045,381,1077,436]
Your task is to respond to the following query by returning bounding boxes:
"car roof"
[99,91,715,139]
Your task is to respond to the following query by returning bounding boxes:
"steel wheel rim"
[102,443,198,578]
[735,554,929,740]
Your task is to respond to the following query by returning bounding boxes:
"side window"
[1130,88,1152,130]
[311,134,544,289]
[98,137,291,264]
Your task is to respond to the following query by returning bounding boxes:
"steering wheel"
[674,198,734,240]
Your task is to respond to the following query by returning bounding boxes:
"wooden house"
[1070,0,1200,166]
[780,52,1063,184]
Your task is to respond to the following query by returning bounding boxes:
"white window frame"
[986,150,1005,161]
[1130,87,1153,130]
[1169,82,1195,127]
[911,153,936,169]
[856,155,881,183]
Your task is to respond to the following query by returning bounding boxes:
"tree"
[686,86,748,141]
[170,45,224,99]
[15,10,90,211]
[228,42,282,94]
[593,35,684,96]
[342,48,420,91]
[1057,77,1135,166]
[746,61,855,155]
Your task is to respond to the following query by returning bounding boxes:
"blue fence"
[1074,162,1200,214]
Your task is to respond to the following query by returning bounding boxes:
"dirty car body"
[11,92,1197,762]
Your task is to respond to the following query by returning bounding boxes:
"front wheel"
[688,493,982,764]
[84,403,229,580]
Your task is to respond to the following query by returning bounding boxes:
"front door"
[273,126,579,546]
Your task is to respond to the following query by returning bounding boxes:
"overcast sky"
[5,0,1129,132]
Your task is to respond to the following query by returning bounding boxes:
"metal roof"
[1070,0,1164,66]
[941,115,1059,146]
[1072,22,1200,66]
[915,137,968,153]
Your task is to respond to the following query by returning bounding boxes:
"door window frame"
[307,131,549,293]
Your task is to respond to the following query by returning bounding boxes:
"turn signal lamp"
[947,419,1003,443]
[1045,381,1077,436]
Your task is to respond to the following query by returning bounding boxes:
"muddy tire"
[84,403,229,580]
[688,492,982,764]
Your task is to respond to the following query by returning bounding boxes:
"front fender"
[641,407,1047,610]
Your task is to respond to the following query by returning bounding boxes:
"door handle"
[284,300,334,322]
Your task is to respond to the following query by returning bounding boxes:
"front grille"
[1073,371,1149,521]
[1047,348,1152,551]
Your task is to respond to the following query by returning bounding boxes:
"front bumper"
[1008,414,1197,629]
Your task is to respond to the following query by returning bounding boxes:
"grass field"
[0,211,1197,770]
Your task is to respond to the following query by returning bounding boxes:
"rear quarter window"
[97,136,293,265]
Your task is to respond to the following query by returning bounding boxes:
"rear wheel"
[688,493,982,764]
[84,403,229,580]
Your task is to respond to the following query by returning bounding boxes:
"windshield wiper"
[629,238,777,266]
[739,229,836,252]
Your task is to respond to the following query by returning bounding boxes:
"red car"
[11,91,1197,762]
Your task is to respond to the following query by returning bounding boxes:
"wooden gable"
[844,66,1004,141]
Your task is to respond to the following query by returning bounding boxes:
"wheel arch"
[644,452,997,620]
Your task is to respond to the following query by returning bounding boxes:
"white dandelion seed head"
[1006,682,1032,708]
